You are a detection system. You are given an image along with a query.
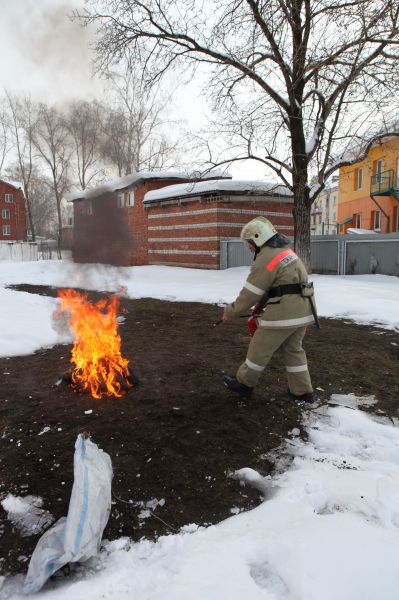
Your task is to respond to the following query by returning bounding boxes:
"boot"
[223,375,253,398]
[287,389,314,403]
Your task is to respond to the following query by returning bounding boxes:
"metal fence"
[220,233,399,276]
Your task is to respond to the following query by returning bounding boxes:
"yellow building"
[338,136,399,233]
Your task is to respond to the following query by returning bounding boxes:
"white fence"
[0,241,38,262]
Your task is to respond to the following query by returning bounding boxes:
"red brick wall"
[0,181,27,241]
[72,177,294,269]
[72,178,195,266]
[146,199,294,268]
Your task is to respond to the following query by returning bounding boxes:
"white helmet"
[240,217,277,247]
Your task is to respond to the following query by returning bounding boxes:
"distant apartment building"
[0,180,27,241]
[338,135,399,234]
[311,176,338,235]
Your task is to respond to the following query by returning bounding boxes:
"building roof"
[336,117,399,164]
[143,179,292,204]
[0,179,23,191]
[67,169,232,202]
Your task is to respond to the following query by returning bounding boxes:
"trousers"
[236,325,313,396]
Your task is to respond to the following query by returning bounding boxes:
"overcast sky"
[0,0,266,180]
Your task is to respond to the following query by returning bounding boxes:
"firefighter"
[222,216,315,402]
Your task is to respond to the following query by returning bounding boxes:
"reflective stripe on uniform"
[286,364,308,373]
[260,315,314,328]
[245,358,265,372]
[244,281,265,295]
[266,249,297,272]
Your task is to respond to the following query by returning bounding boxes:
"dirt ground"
[1,284,398,577]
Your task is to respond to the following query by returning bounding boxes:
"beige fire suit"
[224,245,314,396]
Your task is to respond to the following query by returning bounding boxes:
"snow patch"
[1,495,54,537]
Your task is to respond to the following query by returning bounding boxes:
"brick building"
[0,180,27,241]
[70,171,293,269]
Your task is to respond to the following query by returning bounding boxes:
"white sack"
[23,434,112,594]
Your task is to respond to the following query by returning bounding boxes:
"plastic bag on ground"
[23,434,112,594]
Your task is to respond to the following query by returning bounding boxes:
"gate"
[220,233,399,275]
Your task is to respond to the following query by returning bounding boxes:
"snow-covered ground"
[0,261,398,358]
[1,260,399,599]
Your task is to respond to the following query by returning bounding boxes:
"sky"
[0,0,267,180]
[0,261,398,598]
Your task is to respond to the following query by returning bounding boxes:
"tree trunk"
[290,111,312,272]
[55,189,63,260]
[293,182,312,272]
[25,193,36,242]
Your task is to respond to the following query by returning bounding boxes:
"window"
[126,191,135,207]
[355,213,362,228]
[318,215,322,225]
[5,193,13,203]
[358,168,363,190]
[373,210,381,230]
[373,159,384,183]
[354,168,363,191]
[3,225,11,235]
[117,193,125,208]
[2,209,10,219]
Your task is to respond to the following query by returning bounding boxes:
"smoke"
[2,0,103,103]
[74,192,136,267]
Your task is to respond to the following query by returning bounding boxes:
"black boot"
[287,389,314,403]
[223,375,253,398]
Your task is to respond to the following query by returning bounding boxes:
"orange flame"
[57,289,132,399]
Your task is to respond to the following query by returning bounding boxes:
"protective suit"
[223,217,315,401]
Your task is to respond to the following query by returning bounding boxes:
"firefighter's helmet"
[240,217,277,247]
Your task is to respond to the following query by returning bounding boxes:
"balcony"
[370,169,399,201]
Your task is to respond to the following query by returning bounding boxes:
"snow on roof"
[144,179,292,203]
[67,169,232,202]
[335,117,399,164]
[347,228,378,235]
[0,179,23,190]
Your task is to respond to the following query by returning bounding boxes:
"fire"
[57,289,132,399]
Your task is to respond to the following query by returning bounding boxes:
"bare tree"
[33,103,71,257]
[80,0,399,268]
[65,99,105,190]
[101,61,179,175]
[5,92,38,241]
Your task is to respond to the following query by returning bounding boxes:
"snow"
[1,495,54,538]
[144,179,292,203]
[0,262,397,359]
[305,122,321,155]
[347,228,378,235]
[67,169,232,202]
[0,260,399,599]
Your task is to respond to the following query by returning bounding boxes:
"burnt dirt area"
[1,283,399,577]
